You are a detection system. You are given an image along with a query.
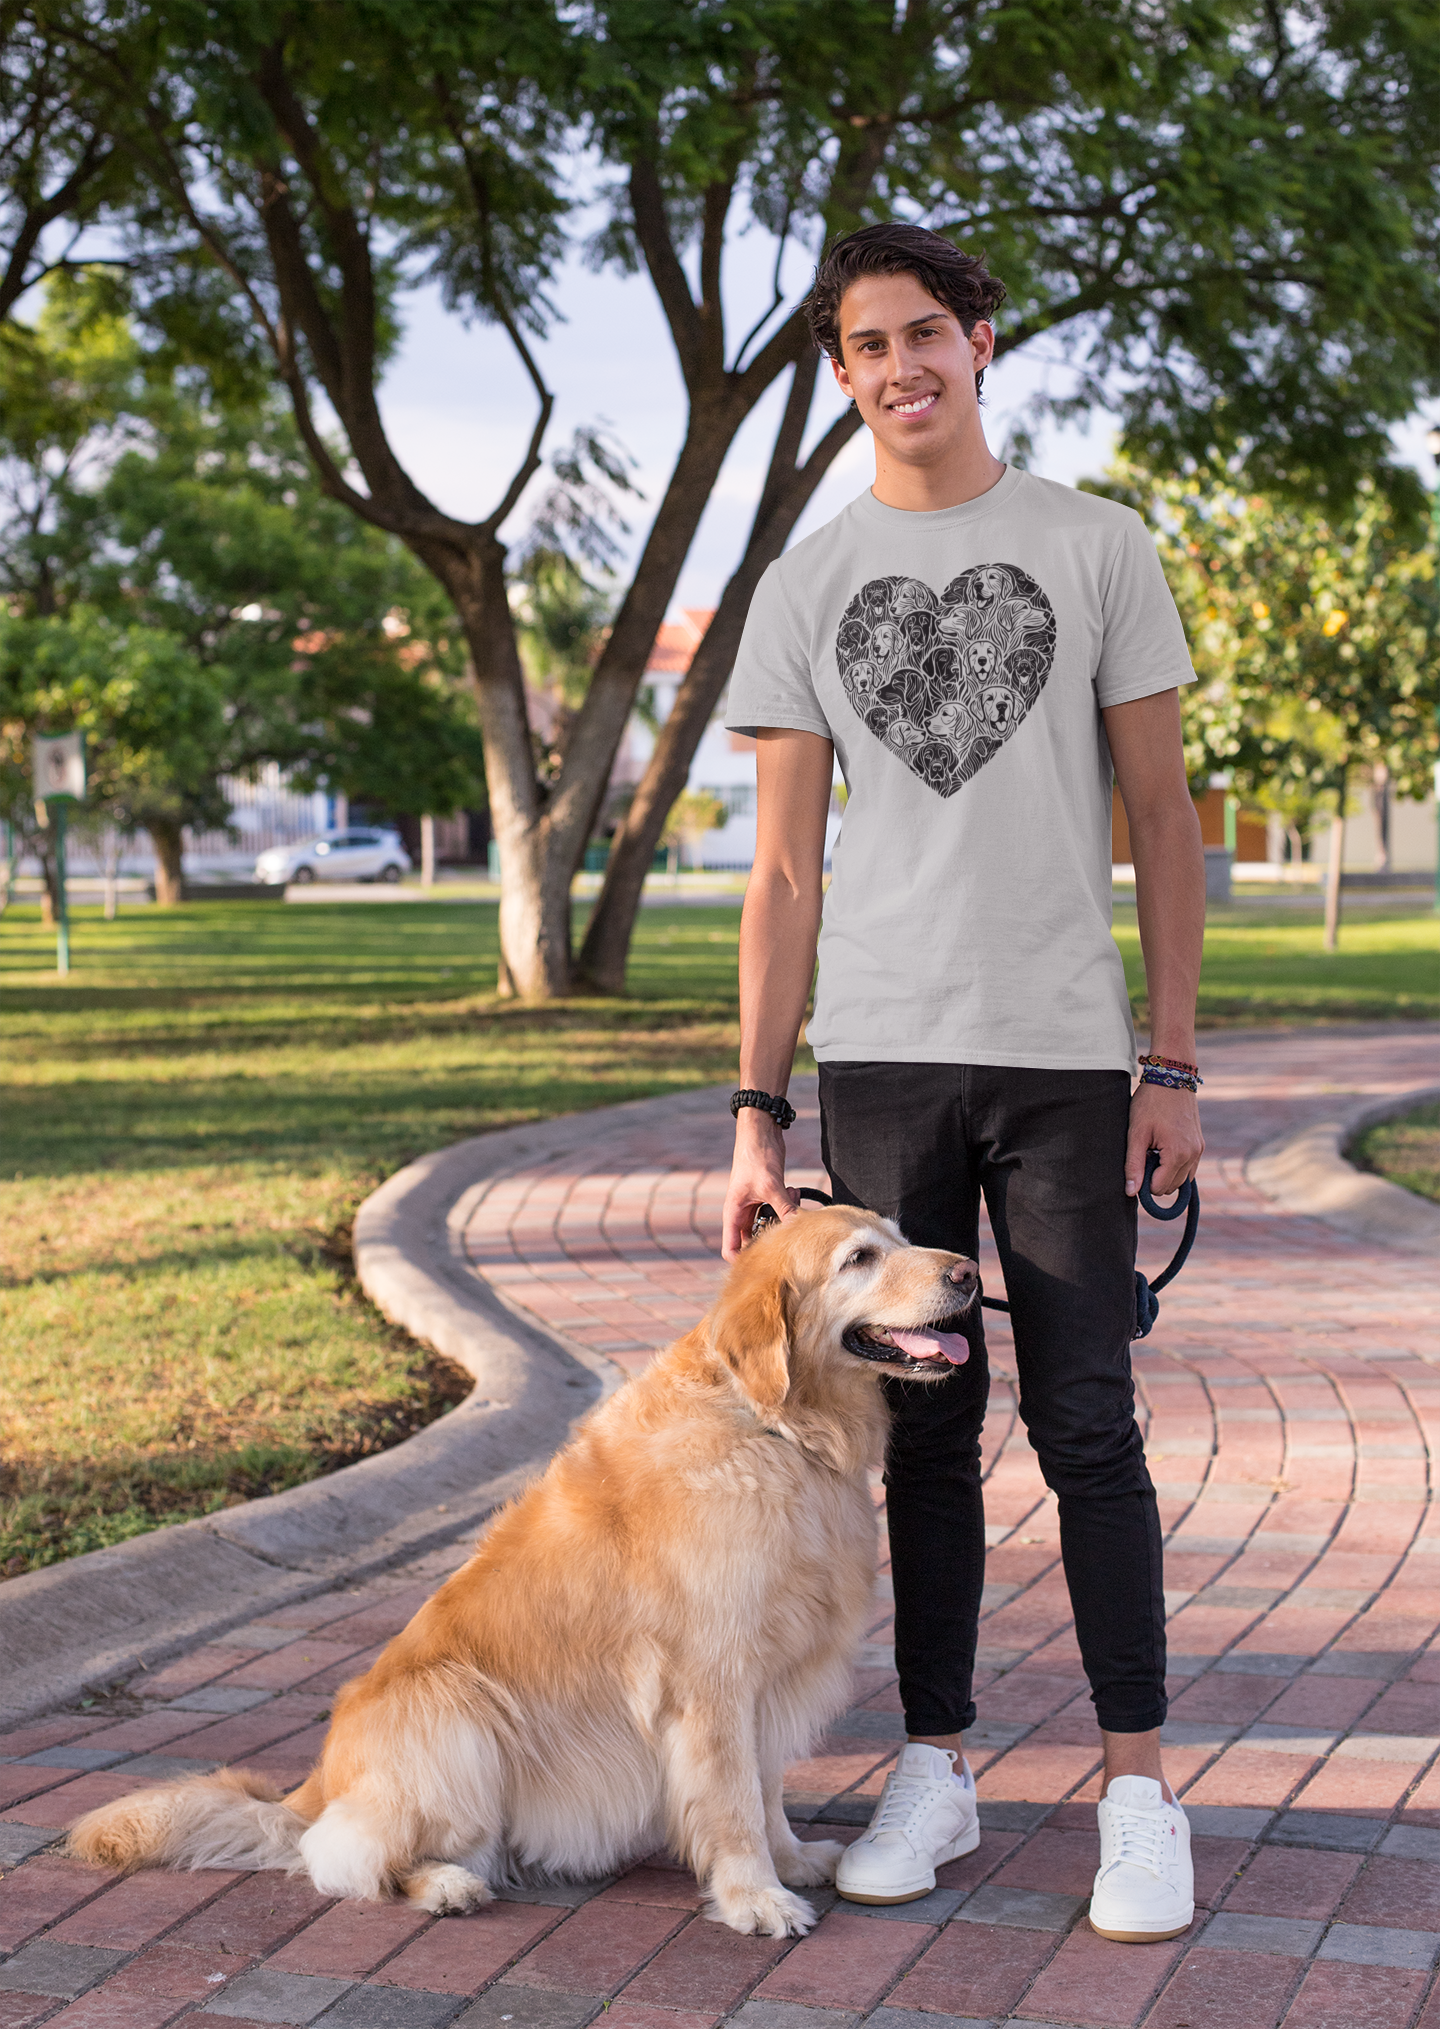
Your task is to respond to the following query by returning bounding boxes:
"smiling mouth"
[889,391,938,418]
[843,1309,973,1370]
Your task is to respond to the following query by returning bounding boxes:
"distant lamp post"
[32,732,86,976]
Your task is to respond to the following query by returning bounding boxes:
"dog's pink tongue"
[887,1328,970,1366]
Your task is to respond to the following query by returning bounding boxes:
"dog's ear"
[709,1250,790,1412]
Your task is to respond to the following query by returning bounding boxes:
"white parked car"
[254,829,412,886]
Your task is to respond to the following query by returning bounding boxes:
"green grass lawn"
[2,892,1435,1577]
[1352,1102,1440,1205]
[1117,899,1440,1028]
[0,900,748,1576]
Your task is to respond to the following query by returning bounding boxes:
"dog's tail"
[68,1768,318,1875]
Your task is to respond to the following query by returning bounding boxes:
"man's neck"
[871,429,1007,513]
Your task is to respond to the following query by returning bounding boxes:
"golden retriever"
[68,1206,977,1937]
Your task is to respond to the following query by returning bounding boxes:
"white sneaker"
[835,1743,980,1905]
[1088,1775,1194,1942]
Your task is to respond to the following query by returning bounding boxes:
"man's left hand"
[1126,1081,1204,1200]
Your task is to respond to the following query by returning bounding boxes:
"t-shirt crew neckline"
[854,461,1023,531]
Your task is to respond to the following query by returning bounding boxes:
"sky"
[373,227,1440,622]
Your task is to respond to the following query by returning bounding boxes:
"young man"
[721,222,1206,1941]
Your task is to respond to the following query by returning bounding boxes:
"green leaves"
[0,278,486,835]
[1114,456,1440,819]
[0,602,232,834]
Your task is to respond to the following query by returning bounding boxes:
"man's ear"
[709,1250,791,1413]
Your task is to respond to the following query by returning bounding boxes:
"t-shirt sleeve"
[1094,513,1196,708]
[723,560,834,739]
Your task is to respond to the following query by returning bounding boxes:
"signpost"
[32,732,86,976]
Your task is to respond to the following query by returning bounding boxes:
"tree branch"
[0,132,113,320]
[696,176,732,377]
[481,309,555,536]
[754,343,820,530]
[733,301,811,407]
[731,196,794,376]
[576,365,863,990]
[254,43,378,410]
[432,81,556,538]
[628,154,702,385]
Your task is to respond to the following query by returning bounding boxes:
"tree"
[577,0,1440,985]
[1107,458,1438,945]
[49,0,1437,990]
[660,788,725,874]
[0,603,230,907]
[0,3,179,324]
[0,274,485,899]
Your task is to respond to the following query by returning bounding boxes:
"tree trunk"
[577,572,762,990]
[149,819,185,905]
[438,411,762,996]
[103,825,120,920]
[576,361,860,992]
[420,813,435,888]
[443,541,576,997]
[1322,771,1347,951]
[559,395,747,844]
[1370,762,1391,872]
[32,831,59,926]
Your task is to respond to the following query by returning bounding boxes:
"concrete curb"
[1247,1084,1440,1256]
[0,1101,688,1731]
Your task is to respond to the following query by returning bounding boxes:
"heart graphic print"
[835,564,1056,797]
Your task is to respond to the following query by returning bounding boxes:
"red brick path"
[2,1025,1437,2029]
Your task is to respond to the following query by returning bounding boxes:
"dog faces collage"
[835,563,1057,797]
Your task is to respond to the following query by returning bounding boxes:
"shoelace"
[869,1774,952,1841]
[1103,1803,1171,1876]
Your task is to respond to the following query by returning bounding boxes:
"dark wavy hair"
[806,223,1007,395]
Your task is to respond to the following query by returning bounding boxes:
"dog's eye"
[843,1247,877,1270]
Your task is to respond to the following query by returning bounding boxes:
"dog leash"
[750,1150,1198,1342]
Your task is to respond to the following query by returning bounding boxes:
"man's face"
[831,271,993,466]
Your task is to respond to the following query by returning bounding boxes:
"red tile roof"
[645,609,714,676]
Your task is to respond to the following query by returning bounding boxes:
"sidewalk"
[2,1026,1437,2029]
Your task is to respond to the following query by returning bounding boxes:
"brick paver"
[2,1026,1437,2026]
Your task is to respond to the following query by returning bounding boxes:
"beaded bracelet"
[1138,1052,1201,1077]
[1138,1064,1203,1092]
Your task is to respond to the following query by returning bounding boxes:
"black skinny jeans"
[819,1061,1167,1738]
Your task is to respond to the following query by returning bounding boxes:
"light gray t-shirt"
[725,465,1194,1070]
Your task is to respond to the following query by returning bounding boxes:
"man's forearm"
[1129,803,1205,1057]
[737,863,823,1094]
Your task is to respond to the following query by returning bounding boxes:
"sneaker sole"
[1088,1910,1194,1944]
[835,1822,981,1905]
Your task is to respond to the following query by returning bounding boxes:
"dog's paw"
[709,1883,816,1937]
[401,1862,493,1915]
[774,1837,844,1887]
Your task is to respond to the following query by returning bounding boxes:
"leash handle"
[749,1187,834,1235]
[1138,1147,1193,1221]
[982,1149,1200,1334]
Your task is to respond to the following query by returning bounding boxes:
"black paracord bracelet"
[731,1088,797,1131]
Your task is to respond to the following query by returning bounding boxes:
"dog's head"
[708,1205,977,1417]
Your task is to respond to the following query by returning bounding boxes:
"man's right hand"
[721,1108,799,1260]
